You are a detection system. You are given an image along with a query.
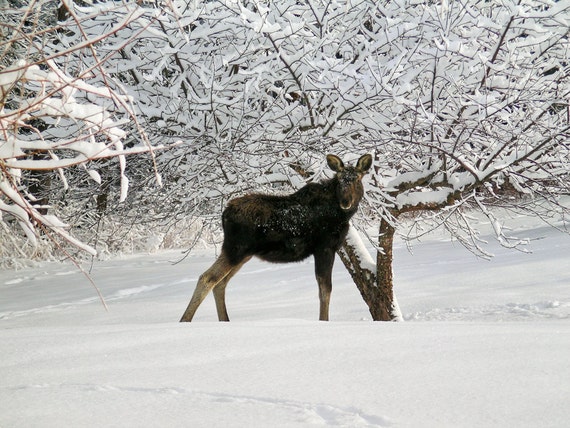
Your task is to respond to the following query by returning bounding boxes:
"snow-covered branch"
[0,2,168,256]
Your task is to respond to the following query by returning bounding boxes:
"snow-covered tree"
[336,0,570,320]
[0,1,164,261]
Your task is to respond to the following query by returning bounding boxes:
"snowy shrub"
[0,2,166,264]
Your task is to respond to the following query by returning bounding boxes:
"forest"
[1,0,569,320]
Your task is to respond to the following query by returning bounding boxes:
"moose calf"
[180,153,372,322]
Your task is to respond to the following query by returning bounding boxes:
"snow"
[344,225,376,273]
[1,218,569,427]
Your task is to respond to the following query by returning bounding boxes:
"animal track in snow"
[4,383,392,427]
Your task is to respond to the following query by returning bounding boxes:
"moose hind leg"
[180,252,235,322]
[212,280,230,322]
[212,256,251,322]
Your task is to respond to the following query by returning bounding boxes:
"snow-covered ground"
[1,216,569,427]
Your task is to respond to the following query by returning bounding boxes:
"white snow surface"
[1,218,569,428]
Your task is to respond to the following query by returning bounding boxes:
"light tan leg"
[212,256,251,322]
[213,280,230,322]
[180,253,235,322]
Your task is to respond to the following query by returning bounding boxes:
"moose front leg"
[314,249,335,321]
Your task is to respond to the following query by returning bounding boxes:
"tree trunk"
[338,222,401,321]
[375,218,398,320]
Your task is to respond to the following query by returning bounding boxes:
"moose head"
[326,153,373,211]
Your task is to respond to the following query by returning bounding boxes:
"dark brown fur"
[180,154,372,322]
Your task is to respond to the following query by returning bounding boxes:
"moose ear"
[326,154,345,172]
[356,154,373,173]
